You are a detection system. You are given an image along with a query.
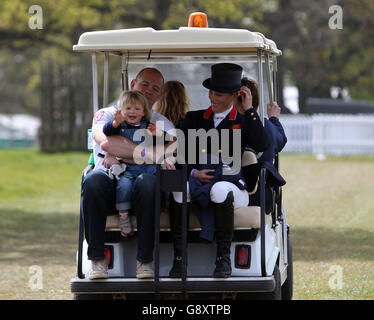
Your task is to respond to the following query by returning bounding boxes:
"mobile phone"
[206,170,215,176]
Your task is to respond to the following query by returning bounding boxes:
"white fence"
[0,114,40,148]
[281,114,374,155]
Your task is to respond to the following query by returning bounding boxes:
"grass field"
[0,149,373,300]
[0,149,85,300]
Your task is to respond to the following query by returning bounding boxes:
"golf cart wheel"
[281,236,293,300]
[259,264,281,300]
[236,264,281,300]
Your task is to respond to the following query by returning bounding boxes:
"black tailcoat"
[180,106,270,174]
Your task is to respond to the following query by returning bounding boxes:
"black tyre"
[236,264,281,300]
[262,264,281,300]
[281,235,293,300]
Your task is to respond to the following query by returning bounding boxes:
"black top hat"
[203,63,243,93]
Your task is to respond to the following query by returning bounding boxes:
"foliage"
[0,0,266,152]
[263,0,374,112]
[1,0,374,140]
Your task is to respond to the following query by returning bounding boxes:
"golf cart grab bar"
[259,167,267,277]
[154,163,188,293]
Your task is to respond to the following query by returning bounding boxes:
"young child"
[103,90,157,237]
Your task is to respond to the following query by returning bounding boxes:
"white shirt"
[91,104,175,171]
[213,105,233,128]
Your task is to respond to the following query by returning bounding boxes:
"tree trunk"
[40,57,55,152]
[277,59,285,111]
[39,55,93,153]
[297,85,310,114]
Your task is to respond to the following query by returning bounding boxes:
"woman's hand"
[236,86,253,113]
[147,123,164,136]
[193,169,215,183]
[113,110,126,128]
[161,155,176,170]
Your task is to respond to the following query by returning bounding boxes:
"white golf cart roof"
[73,27,281,55]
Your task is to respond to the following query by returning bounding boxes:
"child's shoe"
[119,213,133,237]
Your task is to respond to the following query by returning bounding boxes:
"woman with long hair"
[153,80,190,128]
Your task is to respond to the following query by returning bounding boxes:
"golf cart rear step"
[71,276,275,293]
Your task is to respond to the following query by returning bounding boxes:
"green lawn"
[0,149,87,299]
[0,150,373,299]
[281,154,374,299]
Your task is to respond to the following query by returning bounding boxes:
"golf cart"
[70,12,293,300]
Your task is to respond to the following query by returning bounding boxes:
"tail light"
[104,246,114,269]
[235,245,251,269]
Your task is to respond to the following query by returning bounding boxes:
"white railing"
[281,114,374,155]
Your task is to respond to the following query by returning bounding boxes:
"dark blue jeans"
[81,169,157,263]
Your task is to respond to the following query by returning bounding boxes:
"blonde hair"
[118,90,151,121]
[154,81,189,126]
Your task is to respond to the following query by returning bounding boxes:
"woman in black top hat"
[168,63,270,278]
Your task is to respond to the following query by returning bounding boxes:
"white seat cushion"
[105,206,271,231]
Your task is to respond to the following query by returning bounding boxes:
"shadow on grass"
[291,226,374,262]
[2,208,373,267]
[0,208,79,266]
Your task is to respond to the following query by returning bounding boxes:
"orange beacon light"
[188,12,209,28]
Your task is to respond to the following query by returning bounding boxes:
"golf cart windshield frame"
[91,50,278,125]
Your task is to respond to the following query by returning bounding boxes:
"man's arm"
[100,135,137,164]
[267,102,287,152]
[99,126,178,167]
[92,123,107,146]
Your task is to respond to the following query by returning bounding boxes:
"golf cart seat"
[105,205,272,231]
[105,148,272,231]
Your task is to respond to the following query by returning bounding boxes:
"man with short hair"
[82,68,175,280]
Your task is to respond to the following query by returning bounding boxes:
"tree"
[0,0,132,151]
[1,0,267,151]
[263,0,374,113]
[331,0,374,101]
